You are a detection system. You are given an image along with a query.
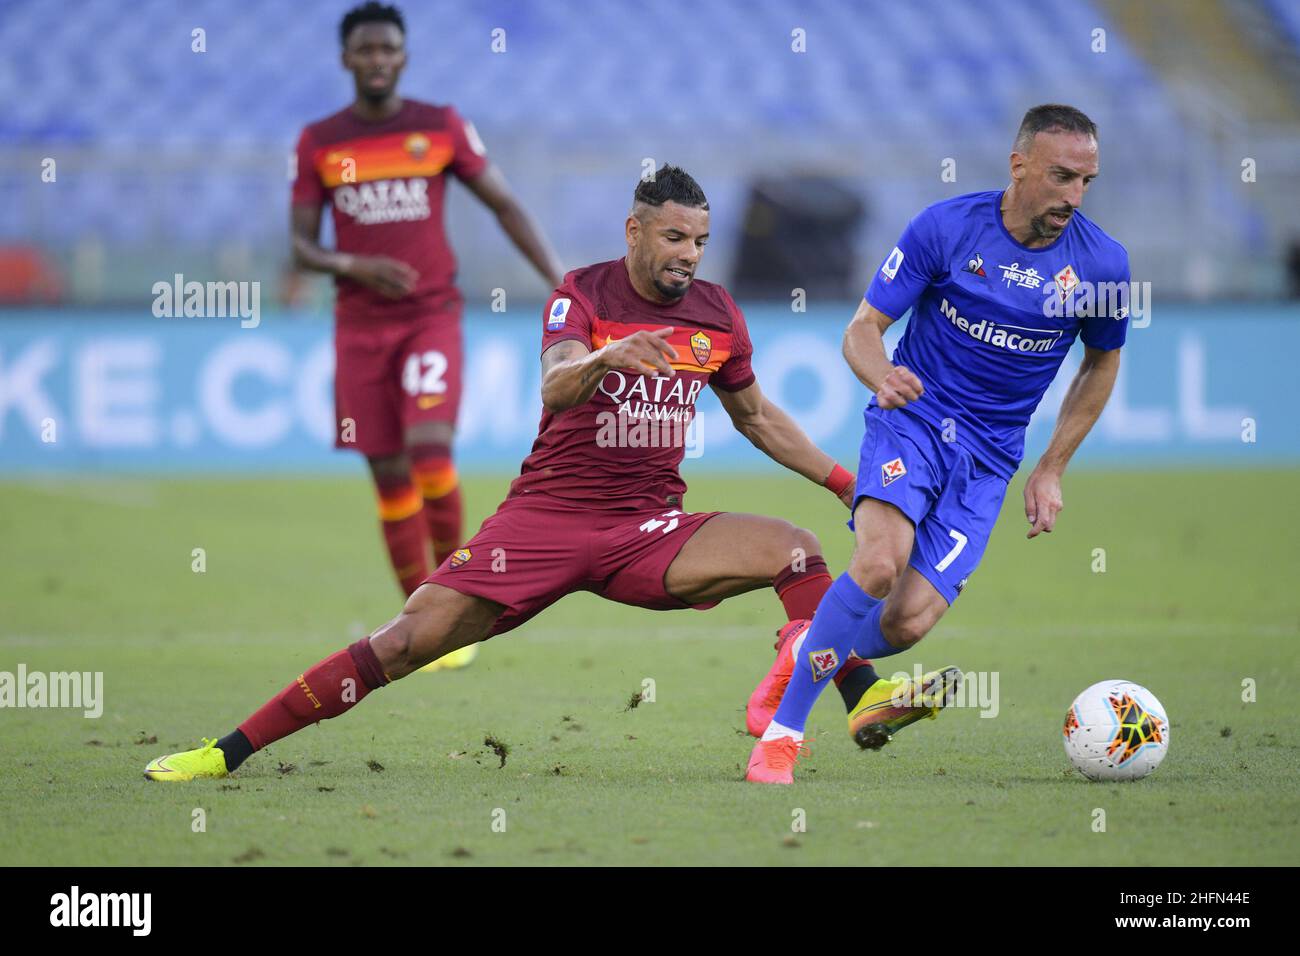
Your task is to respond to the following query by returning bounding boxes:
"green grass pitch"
[1,470,1298,866]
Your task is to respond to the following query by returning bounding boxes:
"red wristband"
[824,464,854,497]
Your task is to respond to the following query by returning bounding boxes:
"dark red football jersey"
[510,259,756,511]
[291,99,488,326]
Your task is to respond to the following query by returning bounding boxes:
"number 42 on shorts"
[402,350,448,396]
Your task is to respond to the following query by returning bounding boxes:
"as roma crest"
[448,548,471,568]
[690,330,712,366]
[404,133,431,160]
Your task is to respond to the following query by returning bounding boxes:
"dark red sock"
[376,478,429,596]
[383,514,429,595]
[425,484,462,566]
[773,555,832,621]
[238,639,388,752]
[413,457,462,567]
[774,559,876,684]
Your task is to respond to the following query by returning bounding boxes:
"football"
[1062,680,1170,781]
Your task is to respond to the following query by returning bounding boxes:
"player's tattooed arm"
[540,340,600,411]
[843,300,924,408]
[714,380,839,488]
[1024,345,1122,539]
[463,165,565,288]
[290,204,417,298]
[540,330,677,412]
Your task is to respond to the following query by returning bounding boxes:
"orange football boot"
[745,619,810,737]
[745,735,810,785]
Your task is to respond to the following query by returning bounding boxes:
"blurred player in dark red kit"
[290,2,563,668]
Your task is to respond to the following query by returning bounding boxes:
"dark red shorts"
[425,492,723,637]
[334,308,463,457]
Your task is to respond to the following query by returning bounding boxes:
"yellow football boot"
[144,737,229,782]
[418,642,480,673]
[848,666,962,750]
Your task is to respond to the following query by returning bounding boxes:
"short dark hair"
[633,164,709,211]
[1014,104,1097,152]
[340,2,405,46]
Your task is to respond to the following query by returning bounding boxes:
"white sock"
[762,720,803,742]
[790,623,811,660]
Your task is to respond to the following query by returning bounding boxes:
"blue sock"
[770,573,882,735]
[851,600,903,661]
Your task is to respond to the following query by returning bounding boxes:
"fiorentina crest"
[1054,264,1079,300]
[881,457,906,487]
[809,648,839,683]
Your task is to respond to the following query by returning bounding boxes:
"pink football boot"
[745,618,810,737]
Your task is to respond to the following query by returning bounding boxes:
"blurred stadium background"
[2,0,1298,473]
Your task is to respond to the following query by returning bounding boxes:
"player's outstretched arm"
[842,299,924,408]
[1024,345,1122,539]
[540,329,677,412]
[290,204,417,298]
[714,380,855,507]
[464,165,565,288]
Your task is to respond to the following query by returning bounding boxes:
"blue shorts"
[850,405,1009,604]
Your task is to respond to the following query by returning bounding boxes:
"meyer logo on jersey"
[999,262,1043,289]
[939,298,1061,355]
[333,178,431,225]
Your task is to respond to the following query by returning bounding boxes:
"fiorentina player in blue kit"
[746,104,1132,783]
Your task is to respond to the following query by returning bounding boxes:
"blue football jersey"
[865,189,1130,479]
